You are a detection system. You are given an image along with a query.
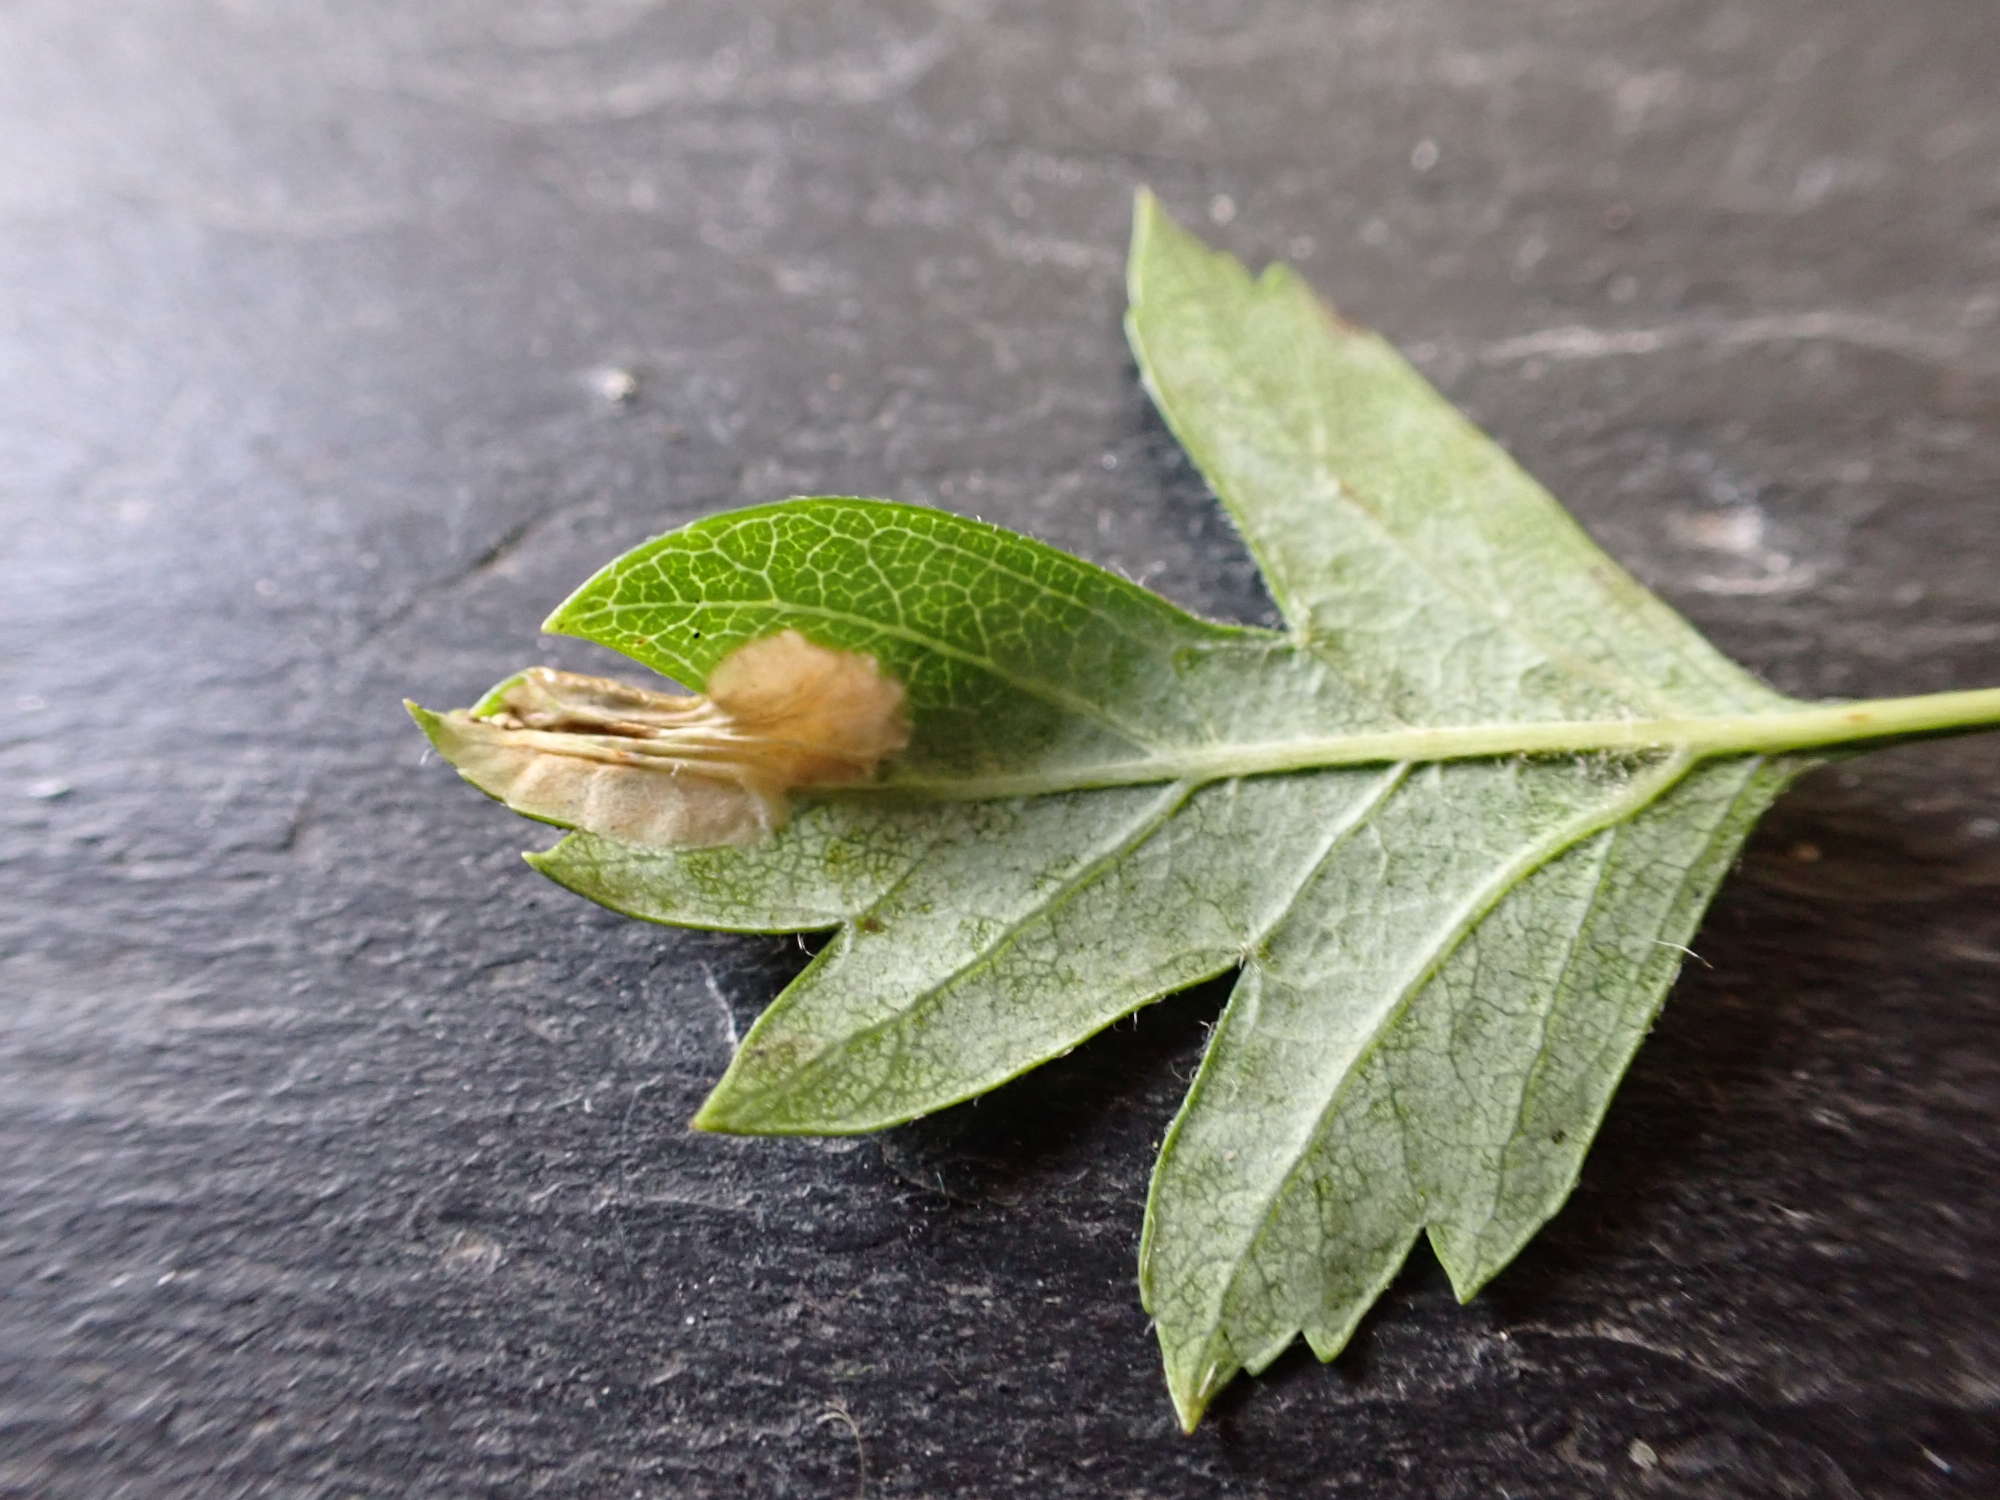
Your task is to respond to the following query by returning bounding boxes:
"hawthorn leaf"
[412,192,2000,1430]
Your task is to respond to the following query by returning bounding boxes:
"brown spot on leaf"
[421,630,909,849]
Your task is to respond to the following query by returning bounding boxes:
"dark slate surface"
[4,2,1998,1496]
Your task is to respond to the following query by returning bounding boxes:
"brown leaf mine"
[417,630,909,849]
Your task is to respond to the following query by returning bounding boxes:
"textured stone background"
[4,2,1997,1496]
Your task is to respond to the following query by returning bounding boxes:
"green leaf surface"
[414,192,2000,1430]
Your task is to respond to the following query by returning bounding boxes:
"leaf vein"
[1209,753,1695,1350]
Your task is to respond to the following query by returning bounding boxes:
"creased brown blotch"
[422,630,909,849]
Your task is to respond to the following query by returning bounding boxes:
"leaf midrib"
[874,685,2000,801]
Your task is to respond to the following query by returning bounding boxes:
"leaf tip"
[1164,1350,1235,1434]
[405,698,447,744]
[690,1053,761,1134]
[537,596,588,642]
[1128,181,1179,248]
[687,1099,731,1134]
[1427,1220,1526,1309]
[1127,184,1187,302]
[1130,182,1161,232]
[690,1080,760,1135]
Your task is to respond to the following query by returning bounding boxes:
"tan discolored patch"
[416,630,909,849]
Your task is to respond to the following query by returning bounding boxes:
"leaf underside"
[421,194,1845,1429]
